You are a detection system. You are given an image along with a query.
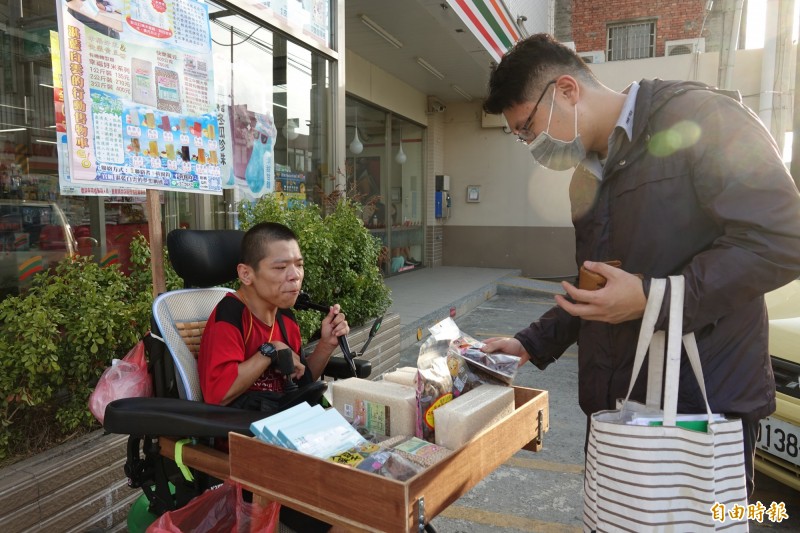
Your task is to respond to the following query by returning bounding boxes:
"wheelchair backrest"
[152,287,235,402]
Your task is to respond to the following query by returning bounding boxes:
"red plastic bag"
[146,482,280,533]
[88,340,152,424]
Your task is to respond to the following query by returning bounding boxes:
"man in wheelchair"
[107,222,362,532]
[197,222,350,532]
[199,221,349,412]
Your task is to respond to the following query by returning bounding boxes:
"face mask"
[528,87,586,171]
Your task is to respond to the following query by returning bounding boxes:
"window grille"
[607,21,656,61]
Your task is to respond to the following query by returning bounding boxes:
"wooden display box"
[229,386,548,532]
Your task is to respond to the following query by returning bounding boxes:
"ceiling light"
[349,106,363,154]
[451,85,473,101]
[0,127,26,133]
[360,15,403,49]
[34,139,58,145]
[416,57,444,80]
[283,118,300,140]
[395,129,406,165]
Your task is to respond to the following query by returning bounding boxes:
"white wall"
[345,50,428,126]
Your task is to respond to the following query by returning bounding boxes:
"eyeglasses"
[515,79,556,144]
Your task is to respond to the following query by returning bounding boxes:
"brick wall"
[570,0,707,56]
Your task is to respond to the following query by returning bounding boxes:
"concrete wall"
[345,50,429,126]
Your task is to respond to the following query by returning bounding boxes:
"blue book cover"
[278,408,367,458]
[249,402,311,444]
[269,404,325,447]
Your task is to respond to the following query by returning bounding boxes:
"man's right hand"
[271,341,306,380]
[481,337,531,367]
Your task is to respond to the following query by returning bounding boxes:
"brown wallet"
[578,260,644,291]
[578,260,621,291]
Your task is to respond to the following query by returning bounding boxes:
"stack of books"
[250,402,367,459]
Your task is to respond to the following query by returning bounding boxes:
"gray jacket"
[515,79,800,420]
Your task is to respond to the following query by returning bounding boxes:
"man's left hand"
[320,303,349,347]
[555,261,647,324]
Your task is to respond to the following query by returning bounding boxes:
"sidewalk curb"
[397,274,565,351]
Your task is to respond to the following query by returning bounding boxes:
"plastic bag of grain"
[331,378,416,438]
[433,384,515,449]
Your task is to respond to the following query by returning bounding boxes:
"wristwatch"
[259,342,279,363]
[259,343,291,366]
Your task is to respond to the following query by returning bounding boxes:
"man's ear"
[237,263,252,285]
[555,75,580,105]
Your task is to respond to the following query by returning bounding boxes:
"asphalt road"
[398,289,800,532]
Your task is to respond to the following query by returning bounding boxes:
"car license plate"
[757,416,800,467]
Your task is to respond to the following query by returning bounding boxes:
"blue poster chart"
[57,0,222,195]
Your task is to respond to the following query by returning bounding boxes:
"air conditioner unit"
[665,38,705,56]
[481,111,508,129]
[578,50,606,64]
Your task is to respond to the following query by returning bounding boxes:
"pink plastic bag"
[88,340,152,424]
[147,482,280,533]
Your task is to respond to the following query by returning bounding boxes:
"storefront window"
[346,97,424,276]
[208,2,332,227]
[0,1,334,299]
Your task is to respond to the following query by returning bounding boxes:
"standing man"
[481,33,800,496]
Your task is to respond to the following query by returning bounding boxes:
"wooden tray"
[229,386,549,532]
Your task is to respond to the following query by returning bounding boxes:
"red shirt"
[198,294,302,405]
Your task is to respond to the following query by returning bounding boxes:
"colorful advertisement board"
[56,0,222,195]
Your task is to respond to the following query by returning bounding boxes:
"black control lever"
[294,291,356,375]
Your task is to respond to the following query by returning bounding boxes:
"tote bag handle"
[621,276,715,427]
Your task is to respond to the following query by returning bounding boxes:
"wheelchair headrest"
[167,229,244,288]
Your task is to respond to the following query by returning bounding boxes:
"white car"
[755,280,800,491]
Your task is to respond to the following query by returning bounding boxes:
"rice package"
[382,366,417,388]
[331,377,416,438]
[433,385,515,449]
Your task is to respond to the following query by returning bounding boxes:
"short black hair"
[240,222,298,269]
[483,33,598,115]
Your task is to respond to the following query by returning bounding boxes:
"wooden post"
[146,190,166,297]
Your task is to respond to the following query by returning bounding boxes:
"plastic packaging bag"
[88,339,152,424]
[147,482,280,533]
[449,335,520,384]
[416,337,453,442]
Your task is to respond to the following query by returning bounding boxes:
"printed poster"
[56,0,222,195]
[227,105,277,198]
[52,30,149,197]
[229,0,329,45]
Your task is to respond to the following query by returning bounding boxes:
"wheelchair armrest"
[323,357,371,379]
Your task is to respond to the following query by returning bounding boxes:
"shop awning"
[446,0,520,63]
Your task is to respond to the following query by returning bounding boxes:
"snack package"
[355,449,423,481]
[416,338,453,442]
[451,337,520,384]
[384,435,452,468]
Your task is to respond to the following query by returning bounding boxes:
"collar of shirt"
[581,81,640,181]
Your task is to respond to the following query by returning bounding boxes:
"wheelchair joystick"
[276,349,298,392]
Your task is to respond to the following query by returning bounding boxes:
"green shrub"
[0,235,178,461]
[239,193,391,341]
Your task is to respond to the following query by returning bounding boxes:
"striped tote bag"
[583,276,748,532]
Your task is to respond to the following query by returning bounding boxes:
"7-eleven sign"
[447,0,520,62]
